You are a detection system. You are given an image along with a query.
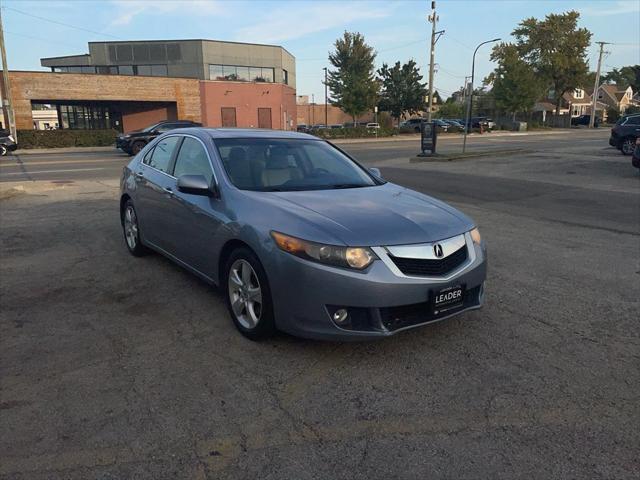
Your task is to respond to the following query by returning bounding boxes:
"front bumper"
[116,137,130,151]
[267,233,487,340]
[609,134,619,148]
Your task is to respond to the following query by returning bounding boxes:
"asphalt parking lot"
[1,129,639,479]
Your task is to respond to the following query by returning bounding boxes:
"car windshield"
[142,123,161,133]
[215,138,379,192]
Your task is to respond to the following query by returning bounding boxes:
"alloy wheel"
[622,139,635,155]
[228,259,263,329]
[124,205,138,250]
[0,145,7,156]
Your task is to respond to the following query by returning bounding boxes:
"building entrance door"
[258,108,272,129]
[221,107,237,127]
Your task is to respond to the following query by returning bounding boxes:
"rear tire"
[621,137,635,156]
[224,247,275,340]
[122,200,148,257]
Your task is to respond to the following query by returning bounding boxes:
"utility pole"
[311,93,315,125]
[589,41,609,129]
[323,67,328,127]
[0,7,17,140]
[426,1,444,122]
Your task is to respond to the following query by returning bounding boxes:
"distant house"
[595,84,636,114]
[534,88,608,123]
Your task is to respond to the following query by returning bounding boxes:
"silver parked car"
[120,128,487,340]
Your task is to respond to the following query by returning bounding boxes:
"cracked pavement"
[1,130,639,478]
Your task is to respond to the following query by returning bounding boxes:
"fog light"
[333,308,349,324]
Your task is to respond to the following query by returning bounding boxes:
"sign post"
[374,106,378,139]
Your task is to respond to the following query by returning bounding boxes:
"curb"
[410,148,529,163]
[12,146,117,155]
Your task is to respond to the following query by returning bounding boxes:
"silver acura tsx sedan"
[120,128,486,340]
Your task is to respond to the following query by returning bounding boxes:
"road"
[1,129,639,479]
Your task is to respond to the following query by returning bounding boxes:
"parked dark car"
[296,124,311,134]
[432,119,451,132]
[443,120,464,131]
[571,114,600,127]
[609,114,640,155]
[632,138,640,169]
[400,118,425,133]
[0,130,17,156]
[117,120,202,155]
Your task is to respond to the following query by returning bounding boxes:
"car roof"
[169,127,320,140]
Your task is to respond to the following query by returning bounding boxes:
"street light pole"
[462,37,500,153]
[323,67,328,127]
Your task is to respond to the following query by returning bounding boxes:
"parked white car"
[366,123,380,130]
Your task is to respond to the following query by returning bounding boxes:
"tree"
[486,43,544,120]
[376,60,427,125]
[326,32,378,122]
[512,11,592,116]
[602,65,640,91]
[436,98,464,118]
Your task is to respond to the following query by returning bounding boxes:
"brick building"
[1,39,297,133]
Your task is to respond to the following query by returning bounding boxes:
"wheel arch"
[218,239,258,285]
[120,194,131,225]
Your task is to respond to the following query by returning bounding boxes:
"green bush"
[313,127,397,140]
[16,129,118,149]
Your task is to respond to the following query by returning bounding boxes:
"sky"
[1,0,639,101]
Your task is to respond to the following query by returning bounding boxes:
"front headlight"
[271,231,376,270]
[8,135,14,142]
[470,227,482,245]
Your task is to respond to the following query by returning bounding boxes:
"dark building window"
[135,65,168,76]
[209,64,276,83]
[96,66,118,75]
[119,65,134,75]
[116,44,133,61]
[283,69,288,85]
[57,104,114,130]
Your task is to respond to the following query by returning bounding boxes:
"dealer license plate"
[432,285,464,315]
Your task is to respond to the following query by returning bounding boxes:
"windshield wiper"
[330,183,368,189]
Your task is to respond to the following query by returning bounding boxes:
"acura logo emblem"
[433,244,444,258]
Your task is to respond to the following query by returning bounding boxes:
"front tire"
[224,248,275,340]
[131,141,146,156]
[122,200,148,257]
[0,145,7,156]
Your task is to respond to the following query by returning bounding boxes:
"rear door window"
[143,136,180,173]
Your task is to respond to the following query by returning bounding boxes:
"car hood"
[260,183,474,246]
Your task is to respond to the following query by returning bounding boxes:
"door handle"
[163,187,174,195]
[135,171,144,178]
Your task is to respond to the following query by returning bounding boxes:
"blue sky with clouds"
[1,0,638,100]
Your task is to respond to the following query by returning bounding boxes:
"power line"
[4,30,79,49]
[1,6,122,40]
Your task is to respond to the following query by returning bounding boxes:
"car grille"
[380,286,481,332]
[388,245,468,277]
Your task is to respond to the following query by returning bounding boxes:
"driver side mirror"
[177,175,218,197]
[369,167,382,178]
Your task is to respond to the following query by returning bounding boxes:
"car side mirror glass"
[369,167,382,179]
[177,174,216,197]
